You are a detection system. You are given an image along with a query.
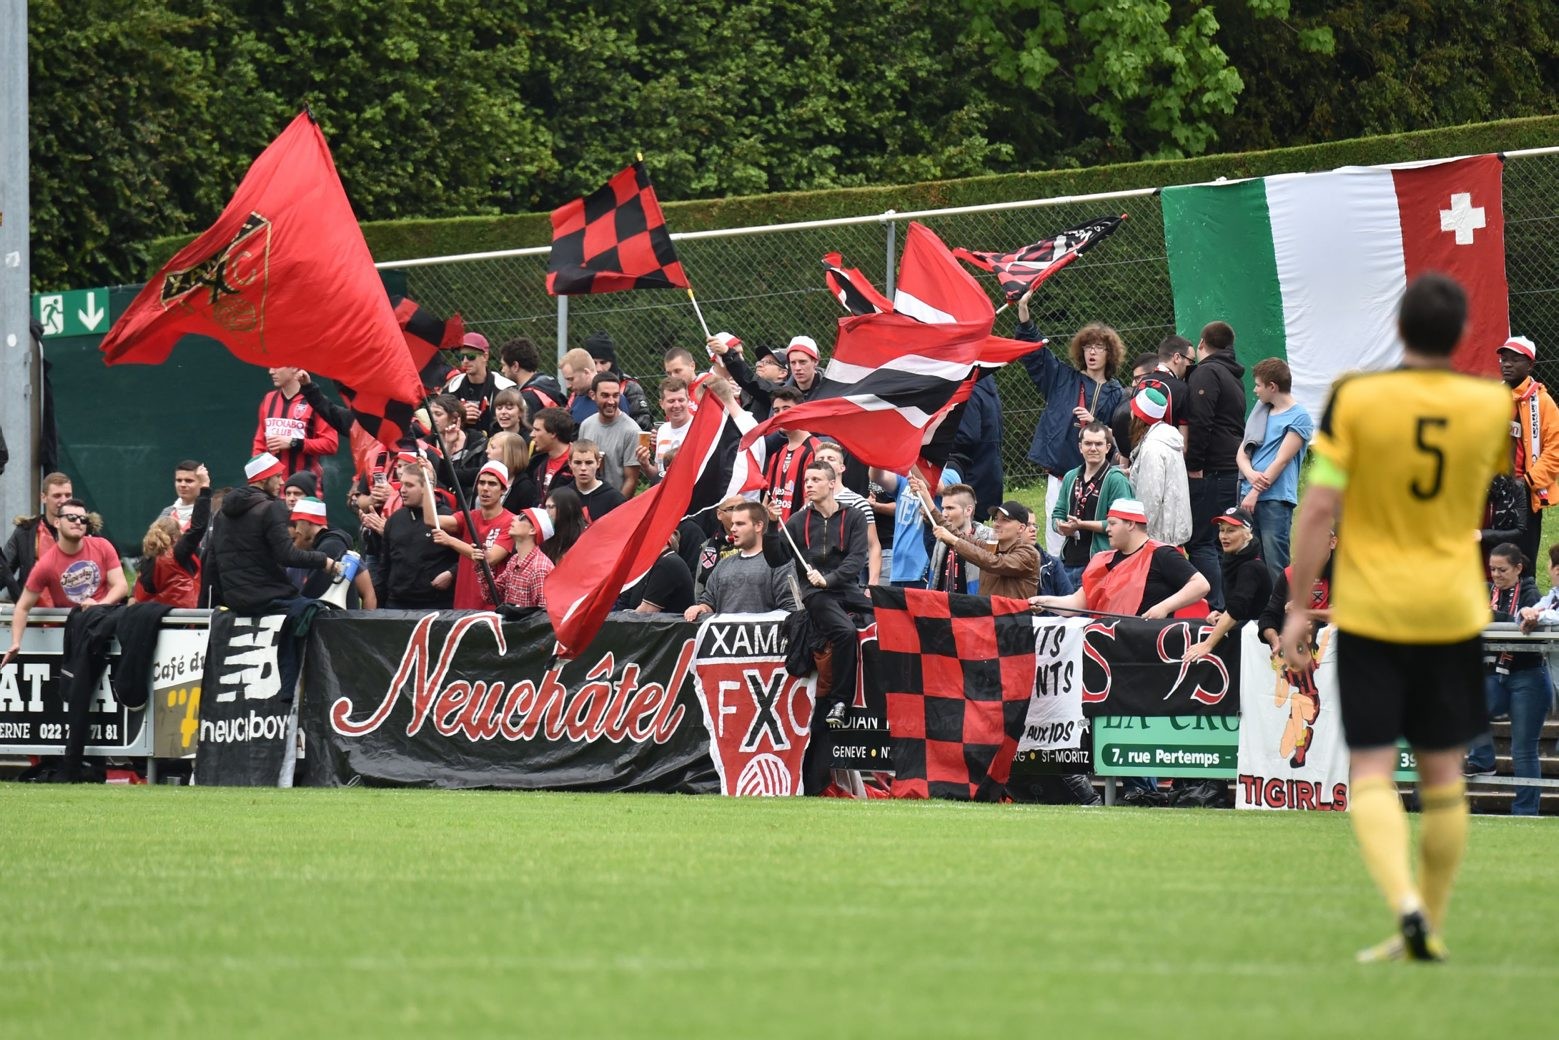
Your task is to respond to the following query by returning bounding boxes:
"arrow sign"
[31,287,115,338]
[78,292,105,331]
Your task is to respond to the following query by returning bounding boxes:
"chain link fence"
[386,152,1559,494]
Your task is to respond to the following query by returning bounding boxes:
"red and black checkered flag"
[337,296,463,449]
[872,585,1037,800]
[546,162,690,295]
[954,214,1126,302]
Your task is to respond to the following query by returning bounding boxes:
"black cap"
[1213,506,1253,529]
[584,331,617,364]
[989,501,1032,524]
[283,471,319,497]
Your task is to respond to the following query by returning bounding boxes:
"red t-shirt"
[452,509,516,609]
[27,536,121,606]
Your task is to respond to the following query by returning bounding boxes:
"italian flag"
[1162,154,1509,418]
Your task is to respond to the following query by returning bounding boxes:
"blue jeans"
[1186,472,1238,611]
[1062,563,1086,591]
[1252,500,1294,581]
[1466,667,1554,815]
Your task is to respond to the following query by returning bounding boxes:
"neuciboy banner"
[301,610,719,791]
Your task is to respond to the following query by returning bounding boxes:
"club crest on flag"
[159,211,272,332]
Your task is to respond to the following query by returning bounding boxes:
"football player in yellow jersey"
[1283,273,1510,963]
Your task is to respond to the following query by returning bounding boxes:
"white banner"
[1017,617,1090,757]
[1235,624,1350,811]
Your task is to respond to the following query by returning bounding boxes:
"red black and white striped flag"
[546,162,690,295]
[822,252,893,316]
[546,400,746,657]
[954,214,1126,301]
[872,586,1037,800]
[754,223,1035,481]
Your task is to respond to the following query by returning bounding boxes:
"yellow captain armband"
[1308,453,1349,491]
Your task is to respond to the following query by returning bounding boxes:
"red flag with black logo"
[546,162,690,295]
[872,585,1037,800]
[99,112,426,410]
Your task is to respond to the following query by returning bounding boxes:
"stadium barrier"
[3,605,1555,809]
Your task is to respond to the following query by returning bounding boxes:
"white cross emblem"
[1439,192,1486,246]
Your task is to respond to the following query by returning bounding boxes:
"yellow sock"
[1417,779,1469,931]
[1349,776,1420,916]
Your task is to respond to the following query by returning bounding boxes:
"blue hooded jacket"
[1016,321,1126,477]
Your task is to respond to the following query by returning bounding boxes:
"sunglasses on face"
[59,513,88,524]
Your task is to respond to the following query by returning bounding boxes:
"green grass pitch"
[2,788,1554,1037]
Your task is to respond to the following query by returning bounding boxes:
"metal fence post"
[556,294,569,375]
[883,211,897,297]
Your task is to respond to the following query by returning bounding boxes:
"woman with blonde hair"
[488,431,540,511]
[133,488,210,607]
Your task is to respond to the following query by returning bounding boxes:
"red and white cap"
[477,460,511,489]
[711,331,743,353]
[244,452,285,483]
[786,335,819,360]
[520,507,554,543]
[1106,498,1149,525]
[289,496,328,525]
[1498,335,1537,360]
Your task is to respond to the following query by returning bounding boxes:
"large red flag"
[99,112,425,407]
[545,400,734,657]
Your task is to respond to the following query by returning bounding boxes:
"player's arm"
[1283,480,1342,668]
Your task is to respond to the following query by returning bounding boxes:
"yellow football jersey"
[1310,367,1510,643]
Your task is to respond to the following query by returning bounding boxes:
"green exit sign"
[32,287,113,338]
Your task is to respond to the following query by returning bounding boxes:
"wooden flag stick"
[686,287,714,340]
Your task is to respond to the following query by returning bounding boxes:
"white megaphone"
[320,550,363,609]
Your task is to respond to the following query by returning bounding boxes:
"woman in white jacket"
[1128,386,1192,546]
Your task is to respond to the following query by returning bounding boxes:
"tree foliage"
[26,0,1558,290]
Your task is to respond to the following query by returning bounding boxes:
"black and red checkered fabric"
[872,586,1037,800]
[338,296,460,447]
[546,163,689,295]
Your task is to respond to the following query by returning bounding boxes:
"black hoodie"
[1185,350,1247,474]
[209,484,329,613]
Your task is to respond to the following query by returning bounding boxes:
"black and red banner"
[301,610,719,791]
[1079,616,1240,717]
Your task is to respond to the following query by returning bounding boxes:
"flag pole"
[774,511,820,580]
[686,287,714,339]
[420,395,502,604]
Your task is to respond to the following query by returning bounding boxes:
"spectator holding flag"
[784,336,824,401]
[1014,287,1126,557]
[765,460,872,794]
[433,460,515,609]
[1030,498,1209,619]
[375,461,458,610]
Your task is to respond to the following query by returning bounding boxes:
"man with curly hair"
[1015,286,1127,557]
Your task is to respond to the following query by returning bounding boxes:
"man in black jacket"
[764,460,871,794]
[375,462,459,609]
[209,453,340,614]
[1184,321,1247,610]
[3,471,73,602]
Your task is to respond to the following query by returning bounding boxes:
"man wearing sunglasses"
[2,500,127,669]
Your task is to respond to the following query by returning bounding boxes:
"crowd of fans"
[3,310,1552,805]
